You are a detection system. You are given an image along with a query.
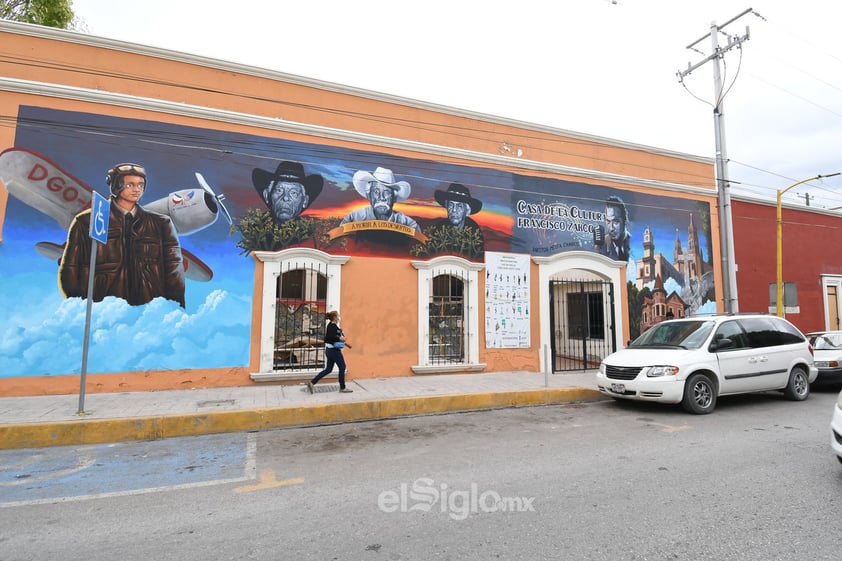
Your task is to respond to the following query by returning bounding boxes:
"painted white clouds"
[0,290,250,377]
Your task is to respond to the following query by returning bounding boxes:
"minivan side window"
[738,317,804,348]
[713,320,749,350]
[769,317,806,344]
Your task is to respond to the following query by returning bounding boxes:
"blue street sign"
[89,191,109,244]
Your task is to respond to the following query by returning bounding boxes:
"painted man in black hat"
[432,183,485,253]
[252,160,323,224]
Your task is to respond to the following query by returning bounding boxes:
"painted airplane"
[0,147,232,282]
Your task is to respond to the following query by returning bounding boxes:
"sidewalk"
[0,370,603,450]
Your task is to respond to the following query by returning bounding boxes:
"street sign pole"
[77,243,97,415]
[78,191,110,415]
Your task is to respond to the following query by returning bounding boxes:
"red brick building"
[733,195,842,334]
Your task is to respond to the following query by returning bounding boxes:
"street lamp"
[776,172,841,316]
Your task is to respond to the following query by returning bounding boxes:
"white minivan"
[596,314,817,414]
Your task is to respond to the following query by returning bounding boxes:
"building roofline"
[1,76,714,198]
[0,20,713,166]
[732,192,842,217]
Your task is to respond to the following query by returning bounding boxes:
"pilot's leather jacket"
[59,200,185,307]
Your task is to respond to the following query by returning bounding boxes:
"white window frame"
[411,256,485,373]
[252,248,349,380]
[821,275,842,331]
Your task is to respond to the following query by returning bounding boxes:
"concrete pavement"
[0,370,604,450]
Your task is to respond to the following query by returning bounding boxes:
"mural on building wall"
[0,106,716,378]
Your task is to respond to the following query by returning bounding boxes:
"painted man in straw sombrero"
[340,166,421,232]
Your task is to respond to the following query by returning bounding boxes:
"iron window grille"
[274,262,328,371]
[429,272,467,365]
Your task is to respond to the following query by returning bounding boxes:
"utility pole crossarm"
[683,7,753,52]
[678,28,751,79]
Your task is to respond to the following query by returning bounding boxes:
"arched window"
[412,256,484,373]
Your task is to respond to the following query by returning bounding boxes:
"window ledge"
[251,370,331,383]
[410,363,487,375]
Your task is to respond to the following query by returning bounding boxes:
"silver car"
[806,331,842,385]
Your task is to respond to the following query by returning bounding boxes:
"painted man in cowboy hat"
[432,183,485,254]
[340,166,421,231]
[252,160,323,224]
[434,183,483,230]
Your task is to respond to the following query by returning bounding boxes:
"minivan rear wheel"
[783,366,810,401]
[682,373,717,414]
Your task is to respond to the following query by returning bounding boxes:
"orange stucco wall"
[337,258,422,377]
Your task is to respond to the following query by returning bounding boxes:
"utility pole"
[678,8,753,315]
[797,193,812,207]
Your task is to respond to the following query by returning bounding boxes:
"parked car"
[806,331,842,385]
[832,389,842,465]
[597,314,818,414]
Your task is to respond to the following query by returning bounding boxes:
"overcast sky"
[70,0,842,209]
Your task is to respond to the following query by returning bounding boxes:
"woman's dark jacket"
[324,322,345,345]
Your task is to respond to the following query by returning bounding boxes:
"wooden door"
[827,285,839,330]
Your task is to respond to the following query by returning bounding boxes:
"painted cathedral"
[636,213,714,332]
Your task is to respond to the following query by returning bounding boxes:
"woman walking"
[308,311,353,393]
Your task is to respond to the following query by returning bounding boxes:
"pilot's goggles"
[112,163,146,176]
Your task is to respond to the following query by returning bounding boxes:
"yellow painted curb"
[0,388,604,450]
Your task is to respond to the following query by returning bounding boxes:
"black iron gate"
[550,279,616,372]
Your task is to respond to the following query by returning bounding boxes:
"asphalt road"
[1,386,841,561]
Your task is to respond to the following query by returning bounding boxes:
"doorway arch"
[534,251,626,373]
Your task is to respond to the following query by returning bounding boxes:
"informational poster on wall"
[485,252,531,348]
